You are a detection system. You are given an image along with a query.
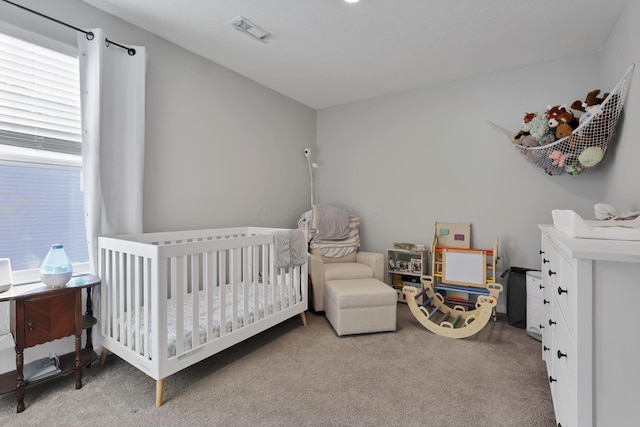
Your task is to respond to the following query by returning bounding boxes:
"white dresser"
[539,225,640,426]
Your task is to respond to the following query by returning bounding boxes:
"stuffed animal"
[571,89,610,112]
[549,150,570,167]
[565,162,583,176]
[578,146,604,167]
[509,133,541,147]
[555,123,574,139]
[546,105,577,139]
[510,112,543,147]
[517,112,538,136]
[578,104,602,125]
[529,115,556,145]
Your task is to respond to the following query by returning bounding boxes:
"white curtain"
[78,29,147,273]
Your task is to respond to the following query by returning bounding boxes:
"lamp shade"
[0,258,12,293]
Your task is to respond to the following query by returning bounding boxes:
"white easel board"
[442,249,486,287]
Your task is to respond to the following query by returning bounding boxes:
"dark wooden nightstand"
[0,275,100,413]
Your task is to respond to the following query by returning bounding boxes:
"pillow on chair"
[310,249,357,263]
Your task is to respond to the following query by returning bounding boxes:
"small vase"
[40,244,73,288]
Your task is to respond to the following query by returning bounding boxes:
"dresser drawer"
[552,300,576,409]
[552,364,576,427]
[553,252,577,338]
[23,293,76,347]
[541,235,555,363]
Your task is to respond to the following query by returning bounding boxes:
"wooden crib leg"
[156,379,164,408]
[300,311,307,326]
[100,348,108,366]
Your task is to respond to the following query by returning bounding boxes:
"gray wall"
[0,0,317,233]
[316,55,601,271]
[601,0,640,206]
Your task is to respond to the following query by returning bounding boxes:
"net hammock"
[489,64,634,176]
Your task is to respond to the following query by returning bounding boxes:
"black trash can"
[500,266,531,329]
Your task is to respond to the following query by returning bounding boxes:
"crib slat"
[205,251,214,340]
[253,245,259,321]
[173,257,185,356]
[270,244,277,315]
[231,248,239,331]
[126,254,133,351]
[219,250,227,336]
[260,244,268,317]
[152,257,167,370]
[110,250,117,342]
[100,248,108,338]
[118,252,126,348]
[98,248,111,338]
[293,266,302,304]
[243,246,249,325]
[134,255,141,354]
[143,256,151,359]
[191,253,200,347]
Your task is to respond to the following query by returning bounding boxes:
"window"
[0,29,88,283]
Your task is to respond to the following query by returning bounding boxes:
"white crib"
[97,227,308,407]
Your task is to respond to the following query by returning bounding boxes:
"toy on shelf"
[403,222,503,339]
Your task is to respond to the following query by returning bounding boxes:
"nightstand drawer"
[24,293,76,347]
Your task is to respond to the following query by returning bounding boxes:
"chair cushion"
[310,249,357,263]
[325,278,397,309]
[324,262,374,281]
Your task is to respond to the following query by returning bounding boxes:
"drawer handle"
[539,284,545,289]
[549,376,557,383]
[543,258,550,264]
[543,299,550,305]
[27,322,33,331]
[557,286,568,295]
[548,319,556,326]
[557,350,567,359]
[543,346,550,352]
[539,324,545,329]
[548,270,556,276]
[539,250,545,255]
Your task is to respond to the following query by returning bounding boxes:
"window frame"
[0,21,89,285]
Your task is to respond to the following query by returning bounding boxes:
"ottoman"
[324,278,397,336]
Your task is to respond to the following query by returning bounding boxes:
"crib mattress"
[117,278,299,358]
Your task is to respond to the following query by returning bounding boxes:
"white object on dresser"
[539,225,640,426]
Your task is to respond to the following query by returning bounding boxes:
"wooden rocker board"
[404,276,502,339]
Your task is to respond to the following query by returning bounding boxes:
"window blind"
[0,31,81,156]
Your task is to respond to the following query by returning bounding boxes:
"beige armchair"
[300,207,386,312]
[308,249,385,312]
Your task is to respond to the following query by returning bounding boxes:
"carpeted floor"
[0,304,555,426]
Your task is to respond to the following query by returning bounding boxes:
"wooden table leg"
[16,350,25,413]
[75,334,82,389]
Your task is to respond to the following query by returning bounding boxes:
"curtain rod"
[1,0,136,56]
